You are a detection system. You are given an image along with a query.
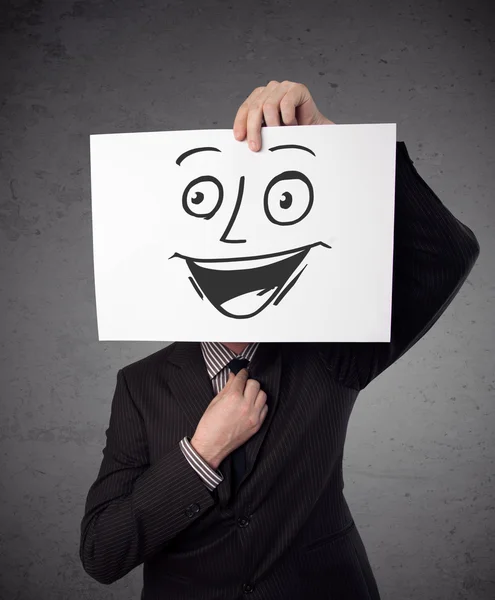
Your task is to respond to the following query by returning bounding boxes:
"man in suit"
[79,80,480,599]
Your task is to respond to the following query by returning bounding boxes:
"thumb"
[213,371,235,402]
[224,371,236,387]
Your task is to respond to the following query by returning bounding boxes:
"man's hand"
[191,369,268,470]
[233,80,334,152]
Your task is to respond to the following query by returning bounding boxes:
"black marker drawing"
[170,144,331,319]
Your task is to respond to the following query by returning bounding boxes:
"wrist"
[190,436,222,470]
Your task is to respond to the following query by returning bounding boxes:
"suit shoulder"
[120,342,178,381]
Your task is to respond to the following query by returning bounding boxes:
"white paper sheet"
[90,123,397,342]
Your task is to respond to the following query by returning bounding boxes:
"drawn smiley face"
[170,144,331,319]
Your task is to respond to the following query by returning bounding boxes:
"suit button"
[185,503,200,518]
[237,516,250,528]
[242,583,255,593]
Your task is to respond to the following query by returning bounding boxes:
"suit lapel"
[167,342,215,436]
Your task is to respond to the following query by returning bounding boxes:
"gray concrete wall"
[1,0,493,598]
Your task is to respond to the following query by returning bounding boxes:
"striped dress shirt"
[179,341,259,491]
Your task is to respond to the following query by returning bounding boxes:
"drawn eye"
[264,171,314,226]
[182,175,223,219]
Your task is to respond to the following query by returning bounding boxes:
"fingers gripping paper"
[90,123,396,342]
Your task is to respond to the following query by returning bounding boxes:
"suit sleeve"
[79,368,216,585]
[323,141,480,391]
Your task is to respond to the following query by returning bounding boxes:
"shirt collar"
[200,342,259,380]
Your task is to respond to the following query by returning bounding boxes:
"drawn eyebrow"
[176,143,315,166]
[268,144,316,157]
[176,147,222,166]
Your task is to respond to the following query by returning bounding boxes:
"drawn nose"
[220,176,247,244]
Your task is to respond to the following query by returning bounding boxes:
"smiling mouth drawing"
[170,241,331,319]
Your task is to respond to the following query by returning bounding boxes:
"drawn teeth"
[193,249,300,271]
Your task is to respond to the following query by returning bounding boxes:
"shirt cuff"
[179,436,224,492]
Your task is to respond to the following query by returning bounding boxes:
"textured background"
[1,0,494,599]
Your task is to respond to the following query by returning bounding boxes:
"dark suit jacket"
[80,141,480,599]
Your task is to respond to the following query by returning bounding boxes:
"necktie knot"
[227,357,250,375]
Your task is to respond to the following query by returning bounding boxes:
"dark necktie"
[227,357,250,491]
